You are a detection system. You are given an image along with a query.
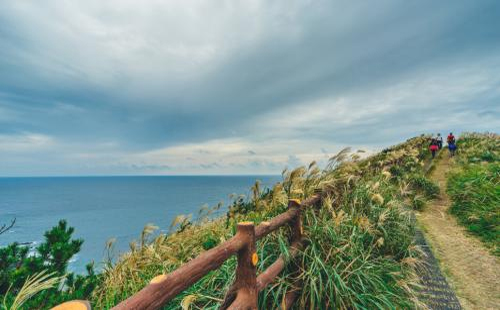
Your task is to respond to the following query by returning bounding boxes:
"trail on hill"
[417,153,500,309]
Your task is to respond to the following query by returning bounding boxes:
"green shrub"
[411,195,426,211]
[408,174,440,198]
[201,235,219,250]
[447,163,499,256]
[446,133,499,255]
[480,151,495,162]
[389,165,404,178]
[3,135,439,309]
[0,220,99,309]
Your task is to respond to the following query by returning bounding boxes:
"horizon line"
[0,174,283,178]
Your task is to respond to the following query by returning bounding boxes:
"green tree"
[35,220,83,274]
[0,220,99,309]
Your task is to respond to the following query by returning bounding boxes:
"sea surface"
[0,175,280,273]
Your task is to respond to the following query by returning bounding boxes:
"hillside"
[417,133,499,309]
[2,133,498,309]
[92,135,439,309]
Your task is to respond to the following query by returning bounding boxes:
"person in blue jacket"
[448,141,457,157]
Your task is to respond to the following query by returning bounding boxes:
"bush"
[410,195,426,211]
[408,174,440,198]
[201,234,219,250]
[3,135,437,309]
[94,136,435,309]
[446,133,499,256]
[0,220,99,309]
[447,163,499,256]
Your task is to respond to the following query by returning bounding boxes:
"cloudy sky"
[1,1,499,176]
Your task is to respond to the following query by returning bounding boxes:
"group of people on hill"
[429,132,456,158]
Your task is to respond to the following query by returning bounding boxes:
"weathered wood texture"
[223,223,258,310]
[300,193,322,208]
[254,208,298,239]
[279,199,304,309]
[282,288,300,310]
[255,239,304,291]
[112,196,322,310]
[112,235,245,310]
[288,199,302,243]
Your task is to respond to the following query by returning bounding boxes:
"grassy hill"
[2,134,458,309]
[446,133,499,256]
[93,135,440,309]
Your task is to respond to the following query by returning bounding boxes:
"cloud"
[287,155,303,169]
[0,133,54,152]
[254,55,500,145]
[130,164,172,171]
[0,1,499,175]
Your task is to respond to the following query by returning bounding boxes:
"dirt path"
[416,153,500,309]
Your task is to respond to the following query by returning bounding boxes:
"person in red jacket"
[429,139,439,159]
[447,132,455,145]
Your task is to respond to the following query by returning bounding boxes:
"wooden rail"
[55,194,322,310]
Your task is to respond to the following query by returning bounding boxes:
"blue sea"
[0,175,280,273]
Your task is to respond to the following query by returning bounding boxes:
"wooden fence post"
[282,199,303,310]
[222,222,258,310]
[288,199,302,243]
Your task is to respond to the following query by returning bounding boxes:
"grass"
[88,135,439,309]
[446,132,500,256]
[0,135,438,309]
[8,133,499,309]
[0,135,439,309]
[2,271,63,310]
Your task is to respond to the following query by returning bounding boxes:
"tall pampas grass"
[3,271,63,310]
[93,135,438,309]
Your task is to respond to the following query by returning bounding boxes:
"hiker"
[429,139,439,159]
[447,132,455,145]
[436,133,443,149]
[448,141,457,157]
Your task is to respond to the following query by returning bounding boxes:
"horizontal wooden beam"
[112,233,247,310]
[256,239,305,292]
[112,193,322,310]
[300,194,321,208]
[255,208,298,240]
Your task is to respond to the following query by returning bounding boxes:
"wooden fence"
[54,194,322,310]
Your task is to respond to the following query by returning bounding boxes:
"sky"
[0,0,499,176]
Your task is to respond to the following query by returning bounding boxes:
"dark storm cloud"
[0,0,499,175]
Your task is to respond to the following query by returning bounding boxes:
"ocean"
[0,175,280,273]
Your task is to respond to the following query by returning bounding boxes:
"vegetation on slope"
[0,220,99,309]
[446,133,500,256]
[0,135,441,309]
[94,135,437,309]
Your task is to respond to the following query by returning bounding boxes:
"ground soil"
[416,153,500,309]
